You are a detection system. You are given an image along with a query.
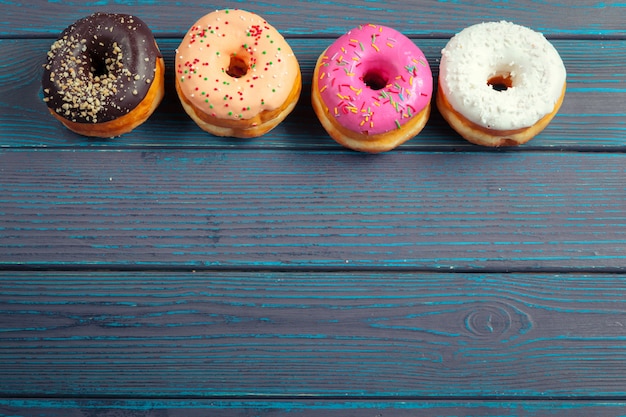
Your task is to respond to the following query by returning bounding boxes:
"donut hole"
[361,61,395,91]
[89,42,122,79]
[363,71,389,90]
[88,50,112,78]
[91,59,108,78]
[488,73,514,92]
[227,54,249,78]
[363,71,389,91]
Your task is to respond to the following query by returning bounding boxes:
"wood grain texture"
[2,149,626,270]
[2,38,625,150]
[3,0,626,412]
[2,271,626,397]
[1,0,625,38]
[2,399,626,417]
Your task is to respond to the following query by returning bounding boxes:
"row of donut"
[42,9,566,152]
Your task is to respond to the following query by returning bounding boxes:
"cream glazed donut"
[175,9,301,138]
[437,21,566,147]
[312,24,433,153]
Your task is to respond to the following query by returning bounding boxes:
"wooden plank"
[2,0,624,38]
[2,149,626,270]
[2,38,624,150]
[3,0,625,412]
[2,271,626,397]
[2,399,626,417]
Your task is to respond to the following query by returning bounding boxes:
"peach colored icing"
[176,9,299,121]
[316,24,432,135]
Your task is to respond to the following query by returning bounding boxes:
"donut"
[437,21,566,147]
[175,9,302,138]
[311,24,433,153]
[42,12,165,138]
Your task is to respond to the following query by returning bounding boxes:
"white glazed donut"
[437,21,566,147]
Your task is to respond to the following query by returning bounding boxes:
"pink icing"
[316,24,432,135]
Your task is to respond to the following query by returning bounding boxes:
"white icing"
[439,21,566,130]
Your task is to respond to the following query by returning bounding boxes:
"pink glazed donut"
[311,24,432,153]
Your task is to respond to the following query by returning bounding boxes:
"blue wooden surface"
[2,150,626,270]
[3,399,626,417]
[3,271,626,399]
[2,0,625,38]
[1,0,626,416]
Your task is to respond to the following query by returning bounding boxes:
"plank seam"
[3,394,626,402]
[2,264,626,274]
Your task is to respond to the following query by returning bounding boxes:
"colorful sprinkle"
[316,23,432,135]
[176,9,299,122]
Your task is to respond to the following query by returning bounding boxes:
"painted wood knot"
[464,302,532,342]
[465,306,510,337]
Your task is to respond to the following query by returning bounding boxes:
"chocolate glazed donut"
[42,12,164,137]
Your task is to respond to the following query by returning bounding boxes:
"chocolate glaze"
[42,12,162,124]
